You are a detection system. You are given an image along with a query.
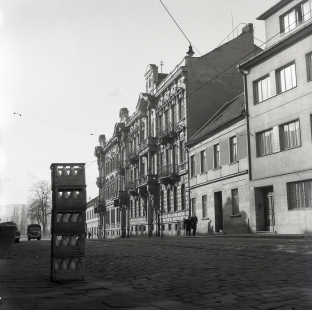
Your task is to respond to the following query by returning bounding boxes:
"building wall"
[188,120,251,235]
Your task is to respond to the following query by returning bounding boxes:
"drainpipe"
[238,67,252,181]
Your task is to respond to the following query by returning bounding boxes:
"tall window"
[281,7,299,33]
[180,140,185,163]
[277,63,297,93]
[256,129,273,156]
[213,144,220,169]
[167,190,171,212]
[191,198,196,215]
[174,104,178,125]
[130,201,133,218]
[178,98,185,119]
[161,191,164,212]
[190,155,196,177]
[200,150,206,173]
[202,195,207,218]
[280,120,301,150]
[287,179,312,209]
[134,199,137,217]
[229,136,237,163]
[174,187,178,211]
[254,75,271,104]
[151,111,155,137]
[181,185,186,210]
[306,52,312,81]
[232,189,239,215]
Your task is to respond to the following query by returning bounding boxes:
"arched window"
[167,189,171,212]
[174,187,178,211]
[181,184,186,210]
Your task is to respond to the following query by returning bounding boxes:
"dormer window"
[280,0,312,34]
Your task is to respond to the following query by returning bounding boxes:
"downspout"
[238,67,252,181]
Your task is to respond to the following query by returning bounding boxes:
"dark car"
[15,230,21,243]
[27,224,41,241]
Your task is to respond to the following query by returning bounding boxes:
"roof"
[87,196,99,207]
[257,0,292,20]
[186,93,245,147]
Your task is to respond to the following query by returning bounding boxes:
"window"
[181,185,186,210]
[254,75,271,103]
[180,140,185,163]
[306,52,312,81]
[229,136,238,163]
[167,190,171,212]
[256,129,273,156]
[287,179,312,209]
[277,63,297,93]
[280,1,312,33]
[202,195,207,218]
[213,144,220,169]
[190,155,196,177]
[191,198,196,215]
[174,187,178,211]
[232,189,239,215]
[280,120,301,150]
[200,150,206,173]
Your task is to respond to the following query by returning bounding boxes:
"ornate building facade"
[95,24,258,238]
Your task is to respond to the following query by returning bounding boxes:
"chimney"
[242,23,253,33]
[186,45,194,57]
[99,135,106,146]
[119,108,129,123]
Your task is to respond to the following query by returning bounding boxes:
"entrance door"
[263,187,274,231]
[214,192,223,232]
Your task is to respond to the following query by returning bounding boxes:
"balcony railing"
[159,164,178,178]
[128,150,139,165]
[138,136,157,151]
[135,174,158,188]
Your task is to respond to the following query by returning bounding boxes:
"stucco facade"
[239,0,312,234]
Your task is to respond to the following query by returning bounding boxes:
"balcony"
[138,137,157,154]
[128,150,139,165]
[159,164,178,184]
[128,182,138,197]
[113,190,129,207]
[158,123,177,145]
[135,173,158,189]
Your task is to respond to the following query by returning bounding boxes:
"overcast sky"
[0,0,278,214]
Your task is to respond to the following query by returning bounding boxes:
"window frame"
[253,75,271,104]
[276,62,297,94]
[231,189,239,215]
[202,195,207,218]
[229,136,238,163]
[190,154,196,177]
[200,150,206,173]
[279,119,301,151]
[213,143,220,169]
[256,128,273,157]
[287,179,312,210]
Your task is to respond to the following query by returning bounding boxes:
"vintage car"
[27,224,41,241]
[15,229,21,243]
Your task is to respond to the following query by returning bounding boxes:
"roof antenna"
[187,44,194,57]
[160,61,164,73]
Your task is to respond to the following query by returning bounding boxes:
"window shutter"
[207,146,213,171]
[269,71,277,97]
[272,126,280,153]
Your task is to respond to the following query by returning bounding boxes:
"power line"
[8,109,98,137]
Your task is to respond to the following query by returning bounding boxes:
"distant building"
[186,94,250,235]
[95,24,258,238]
[239,0,312,234]
[86,196,99,238]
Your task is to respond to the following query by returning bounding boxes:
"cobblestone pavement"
[0,236,312,310]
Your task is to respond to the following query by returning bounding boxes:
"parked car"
[27,224,41,241]
[15,229,20,243]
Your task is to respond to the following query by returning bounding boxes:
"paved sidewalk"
[1,236,312,309]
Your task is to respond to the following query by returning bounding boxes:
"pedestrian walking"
[88,231,91,239]
[191,213,198,236]
[184,217,191,237]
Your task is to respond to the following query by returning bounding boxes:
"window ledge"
[213,166,222,171]
[230,214,241,218]
[190,175,197,179]
[288,208,312,211]
[200,171,208,175]
[228,161,239,166]
[201,217,209,220]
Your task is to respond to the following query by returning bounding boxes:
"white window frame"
[276,62,297,94]
[229,136,238,163]
[254,75,271,104]
[213,144,220,169]
[256,129,273,157]
[279,120,301,151]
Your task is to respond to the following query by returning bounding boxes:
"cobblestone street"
[1,236,312,309]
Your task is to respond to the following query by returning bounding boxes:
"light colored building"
[186,94,251,235]
[239,0,312,234]
[86,196,99,238]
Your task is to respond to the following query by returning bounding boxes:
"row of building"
[89,0,312,238]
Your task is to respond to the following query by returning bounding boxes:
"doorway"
[214,192,223,232]
[255,186,274,232]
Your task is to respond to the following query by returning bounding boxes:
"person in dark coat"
[191,213,198,236]
[184,217,191,237]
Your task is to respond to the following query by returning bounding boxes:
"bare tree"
[19,205,28,235]
[27,181,52,237]
[11,206,19,224]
